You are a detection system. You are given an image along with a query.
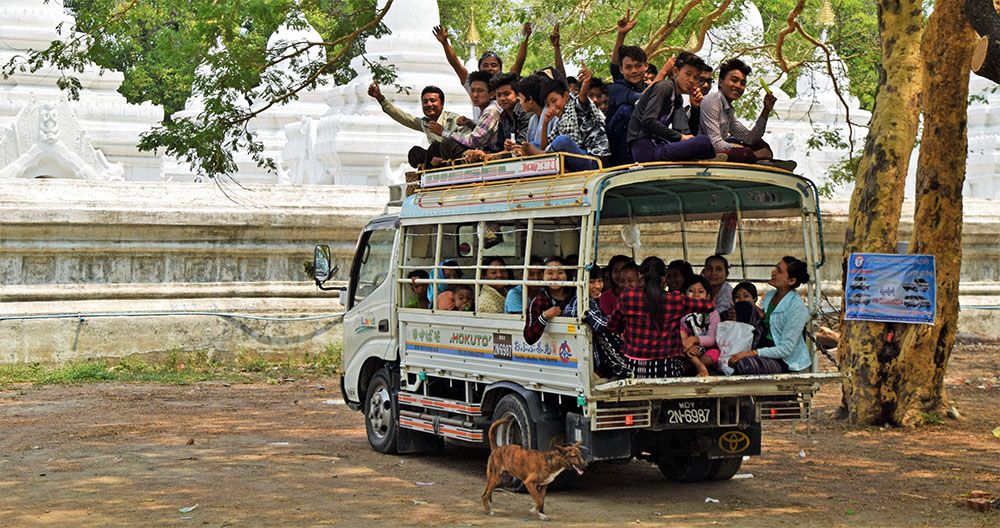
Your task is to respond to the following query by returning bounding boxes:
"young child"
[451,284,474,312]
[680,276,721,377]
[406,269,430,309]
[729,281,771,348]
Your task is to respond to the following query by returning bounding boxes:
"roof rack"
[404,152,604,196]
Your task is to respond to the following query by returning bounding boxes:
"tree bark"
[964,0,1000,84]
[837,0,924,425]
[889,0,977,427]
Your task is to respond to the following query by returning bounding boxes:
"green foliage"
[3,0,394,178]
[439,0,877,112]
[6,0,879,178]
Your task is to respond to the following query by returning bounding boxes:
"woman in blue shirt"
[727,256,813,374]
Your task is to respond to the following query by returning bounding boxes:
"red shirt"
[607,289,715,360]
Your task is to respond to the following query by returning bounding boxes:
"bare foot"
[690,357,709,377]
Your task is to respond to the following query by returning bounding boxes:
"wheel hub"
[368,386,392,438]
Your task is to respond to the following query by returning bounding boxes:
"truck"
[313,154,839,482]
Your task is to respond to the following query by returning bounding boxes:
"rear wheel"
[364,369,397,453]
[706,456,743,480]
[656,454,714,483]
[491,395,536,492]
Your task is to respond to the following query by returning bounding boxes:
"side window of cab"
[350,227,396,308]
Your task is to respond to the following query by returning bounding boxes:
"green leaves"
[4,0,393,179]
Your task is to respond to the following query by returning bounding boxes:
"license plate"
[661,400,713,427]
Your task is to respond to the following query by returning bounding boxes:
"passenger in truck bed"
[523,256,576,345]
[478,257,511,314]
[599,259,638,315]
[702,254,734,320]
[451,285,474,312]
[726,256,813,375]
[572,265,630,379]
[606,256,715,378]
[680,276,722,377]
[405,269,431,309]
[666,259,695,292]
[505,257,544,315]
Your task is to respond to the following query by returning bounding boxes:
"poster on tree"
[844,253,936,324]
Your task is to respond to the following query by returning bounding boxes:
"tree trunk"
[965,0,1000,84]
[889,0,977,427]
[837,0,924,425]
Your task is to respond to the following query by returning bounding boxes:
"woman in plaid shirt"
[523,256,577,345]
[607,257,715,378]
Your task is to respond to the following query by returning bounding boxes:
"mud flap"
[706,422,761,459]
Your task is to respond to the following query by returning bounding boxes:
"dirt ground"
[1,345,998,528]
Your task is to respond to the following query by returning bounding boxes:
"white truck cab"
[315,154,839,482]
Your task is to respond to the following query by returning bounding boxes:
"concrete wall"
[1,179,997,364]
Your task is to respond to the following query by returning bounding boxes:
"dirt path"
[1,345,998,527]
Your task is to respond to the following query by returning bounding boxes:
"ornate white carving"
[0,103,124,180]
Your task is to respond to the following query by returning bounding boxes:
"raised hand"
[690,85,704,107]
[549,23,560,46]
[522,22,532,38]
[763,92,777,111]
[367,82,384,102]
[578,65,593,84]
[616,9,637,34]
[432,25,449,45]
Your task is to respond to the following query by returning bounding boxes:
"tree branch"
[774,0,806,73]
[644,0,706,56]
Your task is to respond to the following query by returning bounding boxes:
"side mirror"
[313,245,339,288]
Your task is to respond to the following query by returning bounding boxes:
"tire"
[364,369,398,454]
[491,394,536,450]
[656,454,714,483]
[491,394,536,492]
[706,456,743,480]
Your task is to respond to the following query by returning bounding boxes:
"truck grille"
[594,400,652,430]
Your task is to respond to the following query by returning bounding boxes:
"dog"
[481,415,588,520]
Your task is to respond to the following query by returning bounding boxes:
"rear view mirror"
[313,245,338,285]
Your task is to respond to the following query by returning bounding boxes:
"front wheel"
[364,369,397,453]
[656,454,714,483]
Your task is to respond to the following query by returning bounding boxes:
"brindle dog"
[481,415,588,520]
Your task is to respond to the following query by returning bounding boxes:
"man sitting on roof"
[699,58,796,171]
[423,71,504,166]
[626,53,717,163]
[463,73,531,163]
[368,83,470,169]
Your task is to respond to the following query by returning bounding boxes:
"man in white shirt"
[699,58,796,171]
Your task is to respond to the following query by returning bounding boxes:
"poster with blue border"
[844,253,935,324]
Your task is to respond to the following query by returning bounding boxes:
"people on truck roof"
[523,256,576,345]
[698,58,796,172]
[726,256,812,374]
[702,254,734,320]
[433,24,530,102]
[627,52,718,164]
[605,256,715,378]
[424,71,504,167]
[517,68,609,173]
[680,276,722,377]
[463,74,530,164]
[587,77,609,115]
[367,83,471,169]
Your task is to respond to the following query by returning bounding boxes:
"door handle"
[378,319,389,332]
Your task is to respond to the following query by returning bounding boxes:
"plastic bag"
[716,321,755,375]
